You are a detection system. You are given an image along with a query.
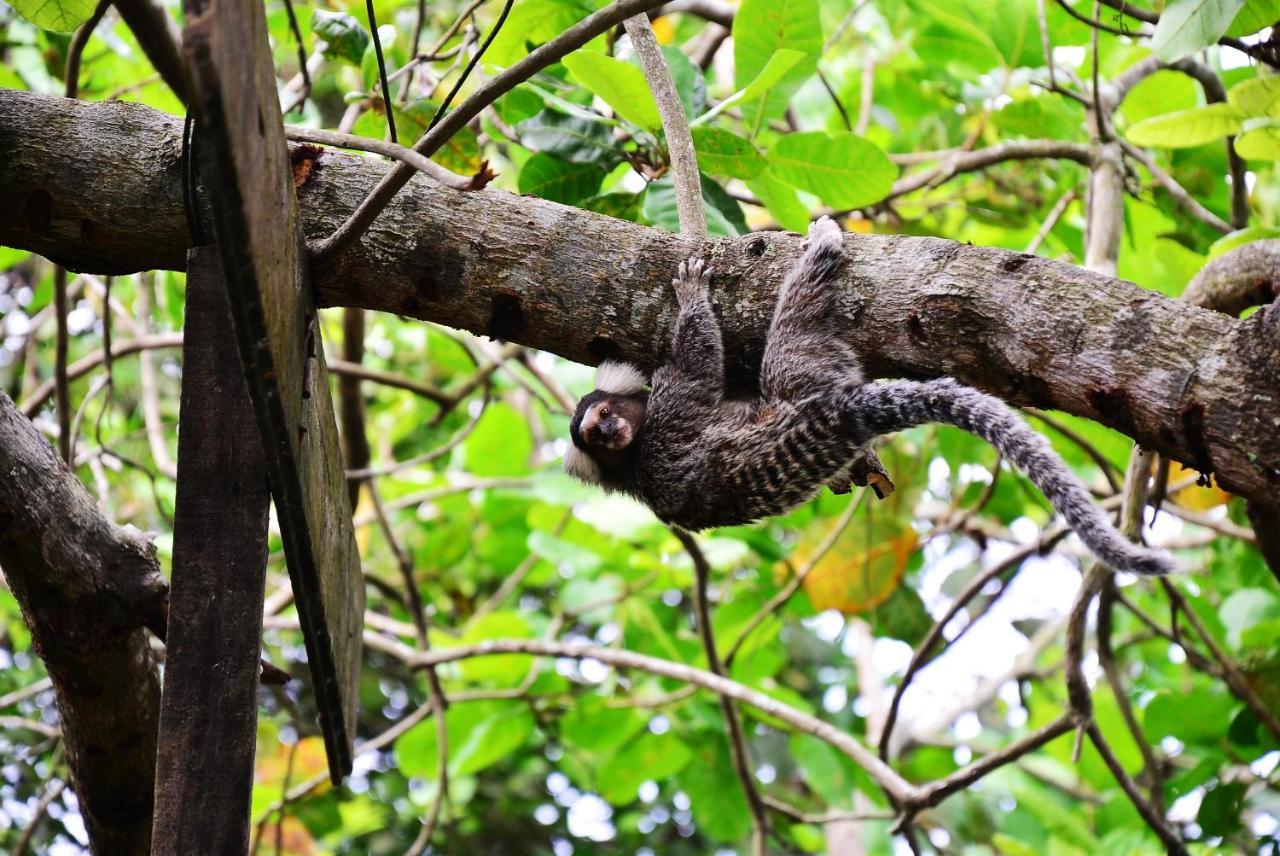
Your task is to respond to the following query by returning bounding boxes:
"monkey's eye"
[599,406,611,418]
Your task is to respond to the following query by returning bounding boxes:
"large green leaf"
[1228,0,1280,35]
[691,127,767,179]
[462,403,534,476]
[1125,102,1243,148]
[563,50,662,130]
[675,734,752,842]
[1228,74,1280,117]
[487,0,604,68]
[746,169,811,232]
[516,109,617,164]
[517,153,607,204]
[643,174,748,236]
[8,0,96,32]
[597,732,693,804]
[1150,0,1246,61]
[768,131,898,209]
[1235,117,1280,159]
[732,0,822,131]
[693,48,806,131]
[396,701,535,779]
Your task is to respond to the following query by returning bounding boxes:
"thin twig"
[366,0,399,143]
[1086,721,1188,854]
[624,13,705,238]
[411,637,916,803]
[281,0,312,114]
[1025,189,1077,254]
[675,529,768,854]
[285,125,480,190]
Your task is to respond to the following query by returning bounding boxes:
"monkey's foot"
[673,257,713,306]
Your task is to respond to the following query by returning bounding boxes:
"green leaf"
[1150,0,1246,62]
[694,48,807,128]
[659,45,706,119]
[746,170,811,232]
[1208,226,1280,257]
[597,732,693,803]
[487,0,603,68]
[643,174,748,236]
[1219,588,1280,648]
[1144,687,1235,744]
[517,153,606,204]
[563,50,662,130]
[517,109,617,164]
[561,699,649,754]
[580,191,643,221]
[732,0,822,131]
[676,734,752,842]
[1196,780,1247,836]
[768,131,898,209]
[313,10,369,65]
[462,403,533,476]
[691,127,767,179]
[1125,102,1243,148]
[8,0,96,32]
[1227,74,1280,117]
[1235,117,1280,158]
[449,704,536,777]
[396,701,534,779]
[394,100,483,174]
[1228,0,1280,35]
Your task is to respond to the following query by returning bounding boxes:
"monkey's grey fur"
[566,217,1174,577]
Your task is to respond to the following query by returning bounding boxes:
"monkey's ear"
[563,445,603,485]
[595,361,648,396]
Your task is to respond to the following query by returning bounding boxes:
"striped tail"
[842,379,1175,576]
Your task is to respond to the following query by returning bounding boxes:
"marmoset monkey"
[565,217,1173,576]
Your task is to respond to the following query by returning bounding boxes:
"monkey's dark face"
[571,393,646,452]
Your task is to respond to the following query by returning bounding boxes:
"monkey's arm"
[667,258,725,395]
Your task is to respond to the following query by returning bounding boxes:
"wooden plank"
[181,0,363,781]
[152,247,269,853]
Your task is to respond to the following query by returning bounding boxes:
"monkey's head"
[564,361,649,487]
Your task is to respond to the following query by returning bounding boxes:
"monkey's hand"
[673,257,713,307]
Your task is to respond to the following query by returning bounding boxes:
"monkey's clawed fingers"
[673,257,713,306]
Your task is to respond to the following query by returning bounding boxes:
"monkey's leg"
[760,217,862,402]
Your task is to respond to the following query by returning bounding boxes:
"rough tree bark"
[0,391,166,854]
[1,89,1277,510]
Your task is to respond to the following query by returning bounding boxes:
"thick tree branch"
[0,391,166,855]
[2,90,1278,509]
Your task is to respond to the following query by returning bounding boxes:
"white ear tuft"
[594,361,648,395]
[563,445,603,485]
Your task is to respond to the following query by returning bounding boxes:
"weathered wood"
[0,90,1277,510]
[151,247,269,855]
[0,391,165,855]
[180,0,362,780]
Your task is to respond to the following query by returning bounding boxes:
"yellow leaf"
[1166,461,1230,511]
[250,816,316,856]
[794,524,918,614]
[651,16,676,45]
[256,736,330,791]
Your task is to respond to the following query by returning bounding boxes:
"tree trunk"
[0,392,166,854]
